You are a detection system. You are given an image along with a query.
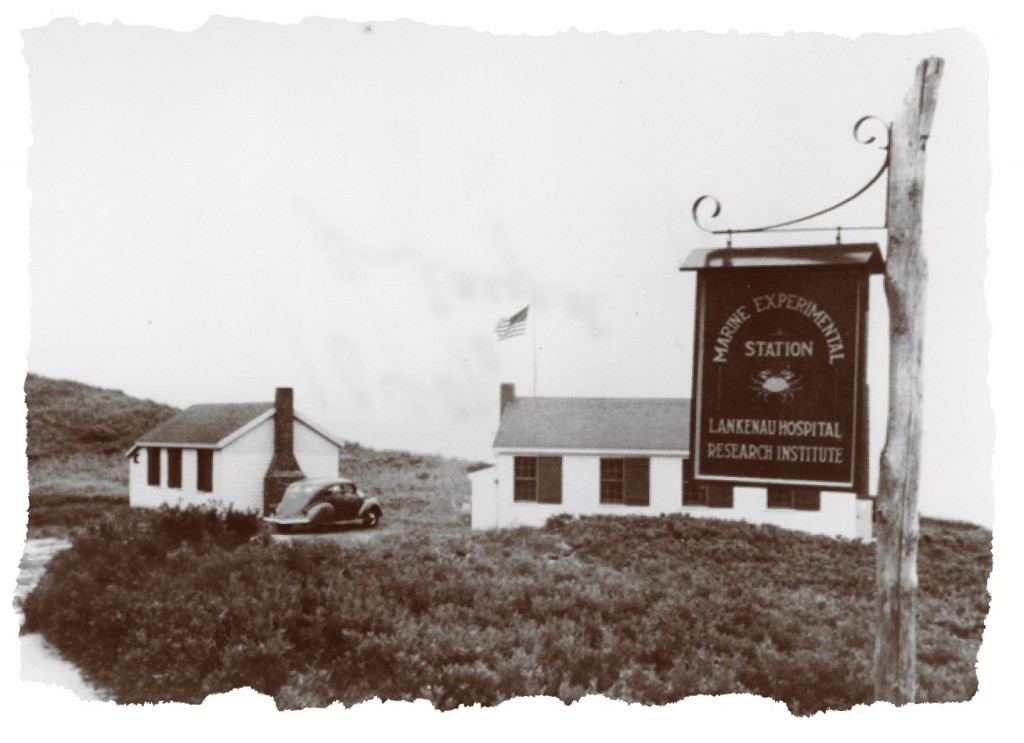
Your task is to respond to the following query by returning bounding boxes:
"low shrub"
[23,510,990,713]
[144,502,263,550]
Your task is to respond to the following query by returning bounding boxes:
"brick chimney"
[500,383,516,416]
[263,387,305,516]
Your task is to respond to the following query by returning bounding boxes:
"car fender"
[306,502,336,525]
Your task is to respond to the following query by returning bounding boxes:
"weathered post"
[874,57,944,705]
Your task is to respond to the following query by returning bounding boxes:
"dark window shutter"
[624,458,650,506]
[708,483,734,508]
[147,447,161,486]
[682,458,696,505]
[767,487,789,509]
[167,448,182,489]
[684,458,733,508]
[537,456,562,504]
[197,449,214,493]
[794,489,821,511]
[768,487,818,511]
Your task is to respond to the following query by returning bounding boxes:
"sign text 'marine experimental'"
[711,292,847,366]
[692,269,866,489]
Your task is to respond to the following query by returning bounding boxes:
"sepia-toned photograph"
[5,2,1016,739]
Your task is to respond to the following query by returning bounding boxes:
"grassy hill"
[24,373,179,502]
[25,373,179,459]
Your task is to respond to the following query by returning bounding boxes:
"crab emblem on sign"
[750,368,802,402]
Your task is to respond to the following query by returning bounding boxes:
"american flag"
[494,305,529,341]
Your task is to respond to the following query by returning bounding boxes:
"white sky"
[18,19,993,528]
[3,1,1023,738]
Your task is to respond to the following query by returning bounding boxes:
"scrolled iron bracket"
[692,115,891,247]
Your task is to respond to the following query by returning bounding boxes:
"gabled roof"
[493,396,691,453]
[134,403,273,446]
[129,402,345,453]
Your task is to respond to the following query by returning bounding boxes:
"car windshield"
[275,481,320,517]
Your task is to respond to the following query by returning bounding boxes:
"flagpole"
[532,307,537,396]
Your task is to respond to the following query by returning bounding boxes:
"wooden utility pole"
[874,57,944,705]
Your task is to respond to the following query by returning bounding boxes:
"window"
[513,456,562,503]
[767,486,820,511]
[600,458,623,504]
[147,447,161,486]
[682,459,733,508]
[514,456,536,501]
[167,448,182,489]
[197,449,214,493]
[600,457,650,506]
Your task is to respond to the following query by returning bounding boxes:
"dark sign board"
[681,245,882,491]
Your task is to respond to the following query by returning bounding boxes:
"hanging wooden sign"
[681,244,882,490]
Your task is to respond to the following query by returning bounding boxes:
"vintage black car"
[265,477,382,533]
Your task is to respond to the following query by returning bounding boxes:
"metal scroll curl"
[692,116,891,246]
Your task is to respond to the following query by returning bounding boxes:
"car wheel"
[363,508,381,528]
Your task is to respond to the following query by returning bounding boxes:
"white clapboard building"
[471,384,872,539]
[128,388,344,515]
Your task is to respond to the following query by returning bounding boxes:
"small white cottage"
[473,383,872,540]
[128,387,344,515]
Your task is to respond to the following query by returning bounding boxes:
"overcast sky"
[4,1,1023,737]
[17,19,993,527]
